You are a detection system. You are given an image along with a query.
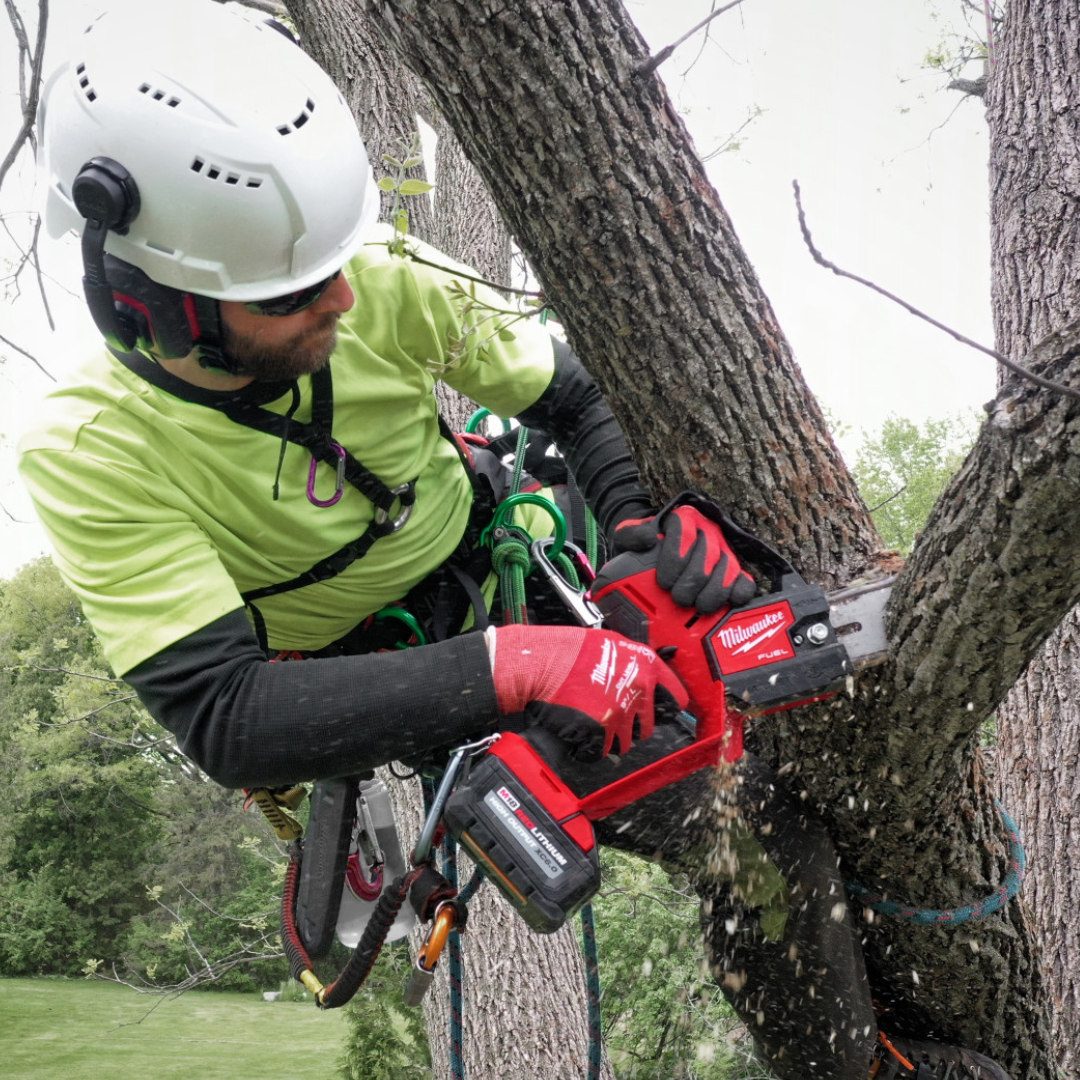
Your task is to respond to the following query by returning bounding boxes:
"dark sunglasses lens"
[245,270,341,316]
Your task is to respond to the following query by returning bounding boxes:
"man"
[19,5,1011,1079]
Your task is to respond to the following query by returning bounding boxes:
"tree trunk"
[359,1,1070,1076]
[287,5,611,1076]
[986,4,1080,1073]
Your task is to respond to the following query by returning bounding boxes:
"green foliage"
[115,771,289,992]
[593,850,746,1080]
[851,412,978,555]
[0,558,288,990]
[379,132,430,256]
[0,559,164,975]
[337,944,431,1080]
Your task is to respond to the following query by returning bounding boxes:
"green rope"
[492,529,532,625]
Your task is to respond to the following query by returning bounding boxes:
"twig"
[637,0,746,77]
[22,663,126,682]
[392,242,544,298]
[211,0,287,15]
[792,180,1080,402]
[0,0,48,193]
[868,485,908,514]
[29,215,55,330]
[0,500,34,523]
[0,331,56,381]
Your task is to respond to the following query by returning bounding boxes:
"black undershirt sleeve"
[125,609,498,789]
[517,340,655,543]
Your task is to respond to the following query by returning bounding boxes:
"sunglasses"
[243,269,342,317]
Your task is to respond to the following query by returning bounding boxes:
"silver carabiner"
[412,734,501,865]
[530,536,604,629]
[374,482,414,532]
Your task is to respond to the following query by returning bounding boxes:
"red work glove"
[489,624,689,762]
[612,493,756,614]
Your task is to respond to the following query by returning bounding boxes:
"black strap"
[113,350,413,516]
[110,350,420,633]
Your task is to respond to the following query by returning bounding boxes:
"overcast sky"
[0,0,992,578]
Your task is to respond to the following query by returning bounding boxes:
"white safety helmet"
[39,0,379,304]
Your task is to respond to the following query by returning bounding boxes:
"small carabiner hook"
[308,442,346,507]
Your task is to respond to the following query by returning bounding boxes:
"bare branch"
[0,500,34,523]
[0,0,48,193]
[867,484,908,514]
[19,662,126,682]
[792,180,1080,402]
[0,331,56,381]
[637,0,746,77]
[215,0,287,15]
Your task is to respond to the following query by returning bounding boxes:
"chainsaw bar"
[827,574,895,670]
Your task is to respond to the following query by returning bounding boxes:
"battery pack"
[443,734,600,934]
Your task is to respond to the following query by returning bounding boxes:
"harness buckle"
[374,482,414,532]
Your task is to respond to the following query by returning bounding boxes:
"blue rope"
[442,834,466,1080]
[847,802,1025,925]
[580,904,603,1080]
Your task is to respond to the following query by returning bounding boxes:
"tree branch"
[0,0,47,193]
[637,0,746,77]
[0,331,56,381]
[792,180,1080,401]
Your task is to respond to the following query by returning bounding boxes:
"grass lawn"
[0,977,349,1079]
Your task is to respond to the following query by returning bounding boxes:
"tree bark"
[987,3,1080,1073]
[286,5,611,1076]
[359,1,1070,1076]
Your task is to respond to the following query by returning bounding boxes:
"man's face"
[218,271,355,381]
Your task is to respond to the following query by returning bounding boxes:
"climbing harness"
[848,802,1025,925]
[253,412,608,1079]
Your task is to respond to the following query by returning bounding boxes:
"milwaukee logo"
[591,638,617,689]
[718,611,788,653]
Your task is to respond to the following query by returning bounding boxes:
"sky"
[0,0,992,578]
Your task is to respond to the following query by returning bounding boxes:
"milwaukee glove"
[488,624,689,762]
[612,492,756,614]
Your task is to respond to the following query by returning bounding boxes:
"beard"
[220,313,340,382]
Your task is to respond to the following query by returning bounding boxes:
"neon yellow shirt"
[18,233,555,675]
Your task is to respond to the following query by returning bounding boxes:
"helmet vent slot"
[190,157,264,190]
[139,83,182,108]
[277,98,316,136]
[76,62,97,102]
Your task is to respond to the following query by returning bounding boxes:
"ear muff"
[72,156,221,362]
[73,156,143,351]
[101,255,202,360]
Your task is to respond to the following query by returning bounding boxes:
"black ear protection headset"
[72,155,226,366]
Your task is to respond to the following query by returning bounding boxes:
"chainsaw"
[439,515,894,936]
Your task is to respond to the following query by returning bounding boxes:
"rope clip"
[307,442,346,507]
[412,734,501,866]
[530,536,603,629]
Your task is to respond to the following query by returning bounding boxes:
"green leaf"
[377,177,398,193]
[398,179,434,196]
[497,329,516,342]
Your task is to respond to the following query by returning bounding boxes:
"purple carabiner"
[308,442,346,507]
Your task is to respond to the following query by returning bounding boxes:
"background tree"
[284,6,608,1077]
[337,0,1080,1075]
[0,558,161,974]
[986,2,1080,1072]
[852,413,978,556]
